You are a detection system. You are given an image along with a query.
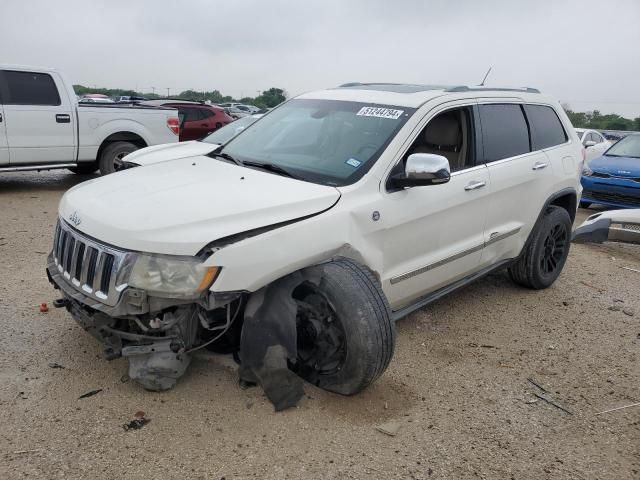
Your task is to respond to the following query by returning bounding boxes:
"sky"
[1,0,639,117]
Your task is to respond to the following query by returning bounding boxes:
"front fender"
[205,208,381,294]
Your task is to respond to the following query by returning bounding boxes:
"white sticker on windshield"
[346,158,362,168]
[356,107,404,119]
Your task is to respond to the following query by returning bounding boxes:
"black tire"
[508,206,572,289]
[68,162,98,175]
[99,141,138,175]
[579,201,592,209]
[293,257,395,395]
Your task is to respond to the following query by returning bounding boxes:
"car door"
[584,132,599,162]
[479,102,563,267]
[179,107,207,141]
[0,102,8,166]
[0,69,75,165]
[197,108,218,136]
[381,102,491,309]
[591,132,610,159]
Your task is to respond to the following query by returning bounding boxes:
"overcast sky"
[1,0,639,116]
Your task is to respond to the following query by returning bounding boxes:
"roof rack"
[338,83,541,94]
[445,86,541,94]
[338,82,408,88]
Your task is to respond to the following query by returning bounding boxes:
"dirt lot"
[0,171,638,480]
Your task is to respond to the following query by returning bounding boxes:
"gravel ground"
[0,171,638,480]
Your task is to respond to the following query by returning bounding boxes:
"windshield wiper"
[243,161,302,180]
[209,151,243,166]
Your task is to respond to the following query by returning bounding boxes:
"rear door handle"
[56,114,71,123]
[532,161,548,170]
[464,180,486,191]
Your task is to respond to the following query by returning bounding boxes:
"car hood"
[59,157,341,255]
[125,141,219,167]
[590,155,640,177]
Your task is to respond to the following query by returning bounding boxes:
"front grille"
[52,220,131,306]
[583,189,640,207]
[591,171,640,182]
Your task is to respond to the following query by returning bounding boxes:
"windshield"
[219,98,415,186]
[202,116,260,144]
[605,134,640,158]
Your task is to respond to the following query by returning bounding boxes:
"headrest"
[424,113,461,147]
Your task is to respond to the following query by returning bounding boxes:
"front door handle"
[56,114,71,123]
[532,161,549,170]
[464,180,486,191]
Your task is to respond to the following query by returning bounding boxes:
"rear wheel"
[99,141,138,175]
[68,161,98,175]
[291,258,395,395]
[508,206,572,289]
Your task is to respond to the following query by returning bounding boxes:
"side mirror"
[390,153,451,188]
[584,140,597,148]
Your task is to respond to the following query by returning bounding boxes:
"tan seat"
[411,112,463,170]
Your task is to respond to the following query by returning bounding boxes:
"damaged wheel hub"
[294,287,347,378]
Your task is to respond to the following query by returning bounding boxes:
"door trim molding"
[389,226,520,285]
[392,259,513,320]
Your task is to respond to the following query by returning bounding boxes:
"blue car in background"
[581,133,640,209]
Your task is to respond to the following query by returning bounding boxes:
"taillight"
[167,117,180,135]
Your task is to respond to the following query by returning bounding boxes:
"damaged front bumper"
[46,252,239,390]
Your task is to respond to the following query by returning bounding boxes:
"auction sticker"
[345,158,362,168]
[356,107,404,119]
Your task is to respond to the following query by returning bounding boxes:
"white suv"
[47,83,583,409]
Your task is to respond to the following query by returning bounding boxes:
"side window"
[181,107,202,122]
[2,70,61,106]
[479,104,530,162]
[523,104,568,150]
[592,133,603,143]
[201,109,214,119]
[402,106,476,173]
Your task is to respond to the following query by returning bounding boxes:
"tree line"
[563,105,640,131]
[73,85,287,108]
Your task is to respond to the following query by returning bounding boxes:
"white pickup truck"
[0,65,179,175]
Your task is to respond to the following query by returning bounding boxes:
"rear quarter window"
[181,107,204,122]
[524,104,567,150]
[479,104,530,162]
[1,70,61,106]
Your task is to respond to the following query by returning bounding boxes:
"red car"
[140,100,234,141]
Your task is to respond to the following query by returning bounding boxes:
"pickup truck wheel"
[508,206,572,289]
[292,258,395,395]
[99,141,138,175]
[68,162,98,175]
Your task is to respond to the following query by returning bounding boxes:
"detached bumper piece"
[572,209,640,245]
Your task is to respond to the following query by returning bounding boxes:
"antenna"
[479,66,492,86]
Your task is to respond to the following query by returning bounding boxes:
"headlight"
[582,165,593,176]
[128,254,219,298]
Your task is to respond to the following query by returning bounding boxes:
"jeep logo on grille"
[69,211,82,227]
